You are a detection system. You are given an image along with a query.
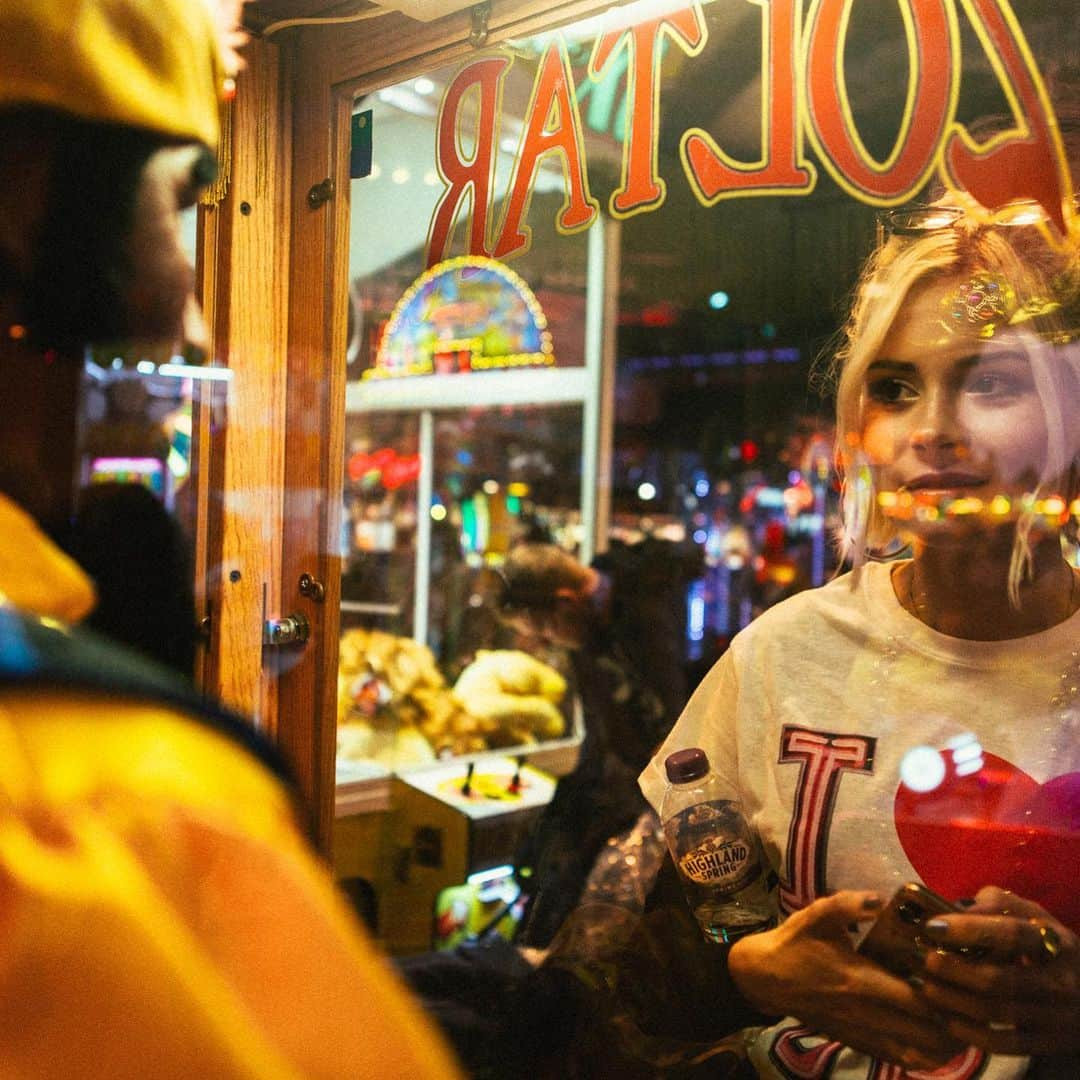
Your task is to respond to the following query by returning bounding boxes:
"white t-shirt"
[640,560,1080,1080]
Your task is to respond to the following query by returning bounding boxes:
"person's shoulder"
[599,537,704,588]
[732,565,876,654]
[2,686,297,837]
[0,603,294,788]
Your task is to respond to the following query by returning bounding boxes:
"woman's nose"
[910,391,966,456]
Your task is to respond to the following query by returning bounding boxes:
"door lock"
[263,613,311,647]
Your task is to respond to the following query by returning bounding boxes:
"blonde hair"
[829,211,1080,602]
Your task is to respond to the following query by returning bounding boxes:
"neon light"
[369,255,555,380]
[158,363,233,381]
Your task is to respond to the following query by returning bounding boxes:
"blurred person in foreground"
[63,482,200,676]
[0,2,459,1077]
[639,199,1080,1077]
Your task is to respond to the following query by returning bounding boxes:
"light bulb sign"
[425,0,1073,267]
[369,255,554,378]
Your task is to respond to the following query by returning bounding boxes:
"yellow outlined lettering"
[427,54,512,266]
[944,0,1073,236]
[803,0,960,205]
[493,38,600,260]
[590,3,708,219]
[681,0,815,207]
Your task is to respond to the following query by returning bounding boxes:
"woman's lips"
[902,473,986,491]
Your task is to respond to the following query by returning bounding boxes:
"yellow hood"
[0,495,96,624]
[0,0,231,150]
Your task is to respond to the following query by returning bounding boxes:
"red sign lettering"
[427,56,510,266]
[591,6,707,217]
[945,0,1071,235]
[424,0,1072,265]
[805,0,956,202]
[493,38,598,259]
[682,0,814,204]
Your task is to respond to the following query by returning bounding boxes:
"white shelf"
[346,366,591,413]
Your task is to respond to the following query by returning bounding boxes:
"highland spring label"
[679,834,760,890]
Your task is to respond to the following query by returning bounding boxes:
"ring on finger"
[1032,921,1062,962]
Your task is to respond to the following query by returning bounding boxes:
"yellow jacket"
[0,494,461,1079]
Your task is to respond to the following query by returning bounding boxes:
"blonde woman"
[641,206,1080,1079]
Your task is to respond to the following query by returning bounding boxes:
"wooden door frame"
[255,0,625,853]
[197,36,291,741]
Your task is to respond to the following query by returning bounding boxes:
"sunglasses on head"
[875,199,1060,243]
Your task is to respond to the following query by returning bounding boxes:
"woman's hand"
[728,891,967,1071]
[915,886,1079,1057]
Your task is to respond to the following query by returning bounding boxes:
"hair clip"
[944,273,1016,337]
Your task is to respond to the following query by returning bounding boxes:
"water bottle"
[660,747,775,944]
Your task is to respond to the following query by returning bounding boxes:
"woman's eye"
[867,377,917,405]
[965,371,1017,396]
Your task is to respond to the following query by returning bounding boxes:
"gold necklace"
[902,563,1080,634]
[893,562,1080,717]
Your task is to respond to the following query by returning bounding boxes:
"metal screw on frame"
[307,178,335,210]
[298,573,326,602]
[469,1,491,48]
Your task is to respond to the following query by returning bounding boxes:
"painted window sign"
[368,255,555,379]
[426,0,1073,267]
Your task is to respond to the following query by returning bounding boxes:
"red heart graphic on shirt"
[894,752,1080,932]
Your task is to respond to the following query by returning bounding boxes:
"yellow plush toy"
[337,628,444,766]
[451,650,568,746]
[337,634,570,761]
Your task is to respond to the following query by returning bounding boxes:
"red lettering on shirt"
[778,725,875,914]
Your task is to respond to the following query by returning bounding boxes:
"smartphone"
[858,882,961,976]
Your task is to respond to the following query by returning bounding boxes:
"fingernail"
[907,975,926,989]
[988,1021,1017,1032]
[861,895,883,911]
[924,918,949,934]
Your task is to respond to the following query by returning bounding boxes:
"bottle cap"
[664,747,710,783]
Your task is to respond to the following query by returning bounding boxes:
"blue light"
[708,291,730,311]
[687,580,706,645]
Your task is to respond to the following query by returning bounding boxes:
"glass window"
[331,0,1080,978]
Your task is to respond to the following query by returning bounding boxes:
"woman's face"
[121,143,210,354]
[860,274,1051,541]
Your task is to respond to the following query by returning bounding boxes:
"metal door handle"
[263,613,311,646]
